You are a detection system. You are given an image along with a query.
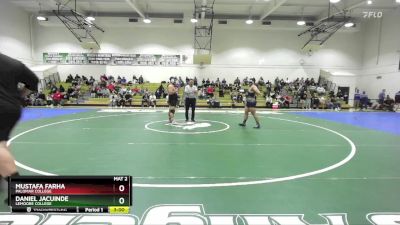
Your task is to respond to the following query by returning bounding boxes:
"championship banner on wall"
[43,53,181,66]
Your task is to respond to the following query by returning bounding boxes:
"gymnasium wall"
[358,8,400,98]
[32,20,364,83]
[0,1,35,66]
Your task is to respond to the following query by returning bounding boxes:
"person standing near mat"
[184,79,198,122]
[239,80,261,129]
[167,79,179,123]
[0,53,39,195]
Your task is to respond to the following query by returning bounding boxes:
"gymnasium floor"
[1,108,400,224]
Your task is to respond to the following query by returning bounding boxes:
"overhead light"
[190,18,198,23]
[367,0,373,4]
[143,18,152,24]
[396,0,400,3]
[344,22,355,27]
[330,0,341,3]
[246,19,254,25]
[86,16,95,21]
[36,16,48,21]
[297,20,306,26]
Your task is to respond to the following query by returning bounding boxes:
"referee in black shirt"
[184,79,198,122]
[0,54,39,190]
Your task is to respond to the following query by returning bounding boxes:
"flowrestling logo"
[166,122,212,130]
[0,205,397,225]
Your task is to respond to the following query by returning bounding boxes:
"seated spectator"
[149,93,157,108]
[100,74,108,82]
[118,93,126,107]
[35,91,46,106]
[124,92,133,107]
[198,88,206,100]
[107,82,115,93]
[132,86,140,96]
[46,94,53,106]
[258,77,265,86]
[52,90,63,107]
[138,75,144,84]
[59,84,65,93]
[66,74,74,83]
[82,75,88,83]
[316,86,326,95]
[207,97,220,108]
[207,86,214,98]
[50,84,58,94]
[382,95,395,112]
[243,77,248,86]
[311,93,320,109]
[327,96,341,111]
[142,92,150,107]
[194,77,198,86]
[109,92,119,107]
[121,77,127,85]
[88,76,95,86]
[74,74,81,81]
[90,86,97,98]
[234,77,240,86]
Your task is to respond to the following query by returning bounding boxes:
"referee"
[0,53,38,196]
[184,79,198,122]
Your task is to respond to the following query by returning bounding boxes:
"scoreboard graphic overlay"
[8,176,132,214]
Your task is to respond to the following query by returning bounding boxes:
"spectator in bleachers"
[107,82,115,93]
[109,92,118,107]
[155,85,164,99]
[50,84,58,94]
[149,93,157,108]
[138,75,144,84]
[311,93,320,109]
[198,87,206,100]
[207,85,214,98]
[66,74,73,83]
[100,74,108,82]
[131,86,140,96]
[222,78,227,87]
[382,95,395,112]
[141,92,150,107]
[258,77,265,86]
[59,84,65,93]
[88,76,95,86]
[327,96,341,111]
[232,77,238,86]
[243,77,248,86]
[34,91,46,106]
[124,91,133,107]
[52,90,63,107]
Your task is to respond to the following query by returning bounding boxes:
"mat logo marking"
[167,122,212,130]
